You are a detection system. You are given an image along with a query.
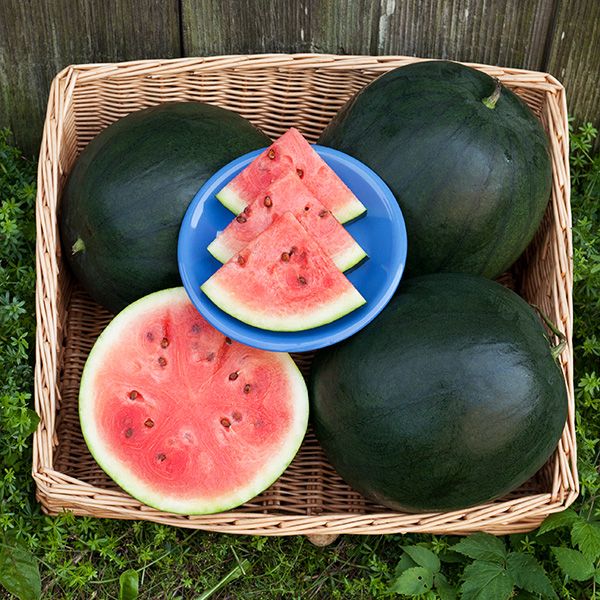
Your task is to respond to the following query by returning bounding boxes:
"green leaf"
[512,591,540,600]
[460,561,513,600]
[506,552,557,598]
[537,509,580,536]
[22,408,40,437]
[433,573,457,600]
[394,552,417,576]
[452,533,507,563]
[119,569,139,600]
[389,566,434,596]
[438,548,467,564]
[401,545,440,573]
[0,543,41,600]
[571,519,600,561]
[551,547,595,581]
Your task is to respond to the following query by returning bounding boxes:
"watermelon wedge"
[208,171,367,272]
[216,127,367,223]
[79,287,309,515]
[201,212,366,331]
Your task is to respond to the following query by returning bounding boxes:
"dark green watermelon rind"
[79,287,309,515]
[318,60,553,279]
[60,103,271,313]
[310,274,568,513]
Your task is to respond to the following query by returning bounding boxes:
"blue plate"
[178,145,407,352]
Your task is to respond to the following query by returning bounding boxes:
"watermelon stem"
[551,340,567,362]
[532,303,567,361]
[71,237,86,254]
[482,78,502,109]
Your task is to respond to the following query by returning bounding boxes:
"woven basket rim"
[52,52,566,82]
[33,53,576,537]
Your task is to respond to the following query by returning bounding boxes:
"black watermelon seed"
[244,384,251,394]
[158,357,167,367]
[298,276,307,285]
[161,337,169,348]
[129,390,138,400]
[229,372,239,381]
[125,428,133,438]
[220,418,231,428]
[144,418,154,428]
[157,453,166,462]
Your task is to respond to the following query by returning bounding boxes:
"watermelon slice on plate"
[201,212,366,331]
[79,287,309,515]
[216,127,366,223]
[207,170,367,272]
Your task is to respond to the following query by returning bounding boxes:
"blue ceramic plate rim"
[178,144,407,352]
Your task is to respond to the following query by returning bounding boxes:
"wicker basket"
[34,54,576,538]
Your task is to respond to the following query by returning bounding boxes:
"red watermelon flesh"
[79,287,309,514]
[201,212,366,331]
[216,127,367,223]
[208,170,367,272]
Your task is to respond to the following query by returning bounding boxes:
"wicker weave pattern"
[34,54,576,536]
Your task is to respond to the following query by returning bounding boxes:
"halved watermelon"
[201,212,366,331]
[208,170,367,271]
[79,287,309,515]
[216,127,367,223]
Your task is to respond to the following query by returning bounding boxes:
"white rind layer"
[216,187,246,216]
[201,279,366,332]
[334,242,368,272]
[206,235,231,264]
[335,195,367,224]
[79,287,309,515]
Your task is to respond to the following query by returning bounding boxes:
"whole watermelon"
[310,273,568,512]
[60,102,270,312]
[319,60,552,279]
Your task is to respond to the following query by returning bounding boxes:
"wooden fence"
[1,0,598,156]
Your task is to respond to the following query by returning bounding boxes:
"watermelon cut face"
[79,288,309,515]
[216,127,367,223]
[201,212,366,331]
[208,171,367,272]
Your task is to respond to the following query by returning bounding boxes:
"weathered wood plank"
[0,0,181,157]
[545,0,600,126]
[378,0,554,69]
[181,0,380,56]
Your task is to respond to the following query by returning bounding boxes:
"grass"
[0,120,599,599]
